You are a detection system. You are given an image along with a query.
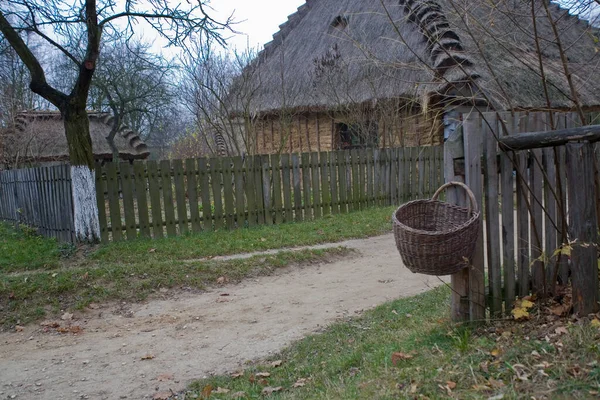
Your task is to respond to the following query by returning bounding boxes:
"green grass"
[0,223,62,272]
[1,247,352,328]
[1,207,395,328]
[186,287,600,399]
[90,206,396,264]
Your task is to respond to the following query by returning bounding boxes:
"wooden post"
[566,142,599,315]
[463,113,486,323]
[444,115,469,322]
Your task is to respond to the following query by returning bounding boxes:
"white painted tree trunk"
[71,165,101,242]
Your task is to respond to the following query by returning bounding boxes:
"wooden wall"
[253,108,443,154]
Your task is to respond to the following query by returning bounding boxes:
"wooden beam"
[498,124,600,151]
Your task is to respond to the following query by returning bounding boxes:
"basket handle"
[432,181,479,214]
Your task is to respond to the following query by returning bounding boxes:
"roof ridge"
[259,0,314,59]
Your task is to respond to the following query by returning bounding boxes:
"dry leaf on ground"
[214,387,230,394]
[201,385,212,398]
[156,373,174,382]
[232,392,246,399]
[293,378,307,388]
[255,372,271,377]
[261,386,283,395]
[141,354,155,360]
[153,392,171,400]
[270,360,283,367]
[391,352,413,365]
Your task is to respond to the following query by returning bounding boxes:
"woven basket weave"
[392,181,480,275]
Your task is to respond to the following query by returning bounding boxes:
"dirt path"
[0,234,446,400]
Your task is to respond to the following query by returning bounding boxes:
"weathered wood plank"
[351,149,360,211]
[133,161,151,238]
[366,148,374,206]
[223,157,236,229]
[233,157,246,228]
[498,123,600,150]
[95,163,109,243]
[281,154,293,222]
[338,150,348,213]
[311,152,322,218]
[173,159,189,235]
[160,160,177,237]
[244,157,257,227]
[147,161,164,238]
[483,114,502,316]
[210,157,224,230]
[185,159,202,233]
[329,151,339,215]
[261,155,272,225]
[566,142,599,315]
[198,158,212,231]
[254,155,265,225]
[292,153,303,222]
[464,113,486,323]
[500,117,516,311]
[320,151,331,216]
[301,152,312,220]
[543,147,558,292]
[272,154,284,224]
[105,163,123,241]
[120,162,137,240]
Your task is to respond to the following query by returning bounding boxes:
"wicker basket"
[392,181,480,275]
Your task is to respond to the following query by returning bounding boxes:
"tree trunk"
[63,106,101,242]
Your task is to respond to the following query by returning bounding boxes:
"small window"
[331,15,349,29]
[337,122,378,149]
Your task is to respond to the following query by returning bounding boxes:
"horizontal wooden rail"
[498,124,600,151]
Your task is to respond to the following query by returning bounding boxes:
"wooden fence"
[0,164,75,242]
[448,111,600,321]
[95,146,443,242]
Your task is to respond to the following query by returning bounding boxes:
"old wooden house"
[1,111,150,169]
[228,0,600,155]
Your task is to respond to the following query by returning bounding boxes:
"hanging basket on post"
[392,181,480,276]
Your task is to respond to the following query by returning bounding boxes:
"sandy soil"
[0,234,446,400]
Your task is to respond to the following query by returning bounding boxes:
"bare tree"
[0,0,230,241]
[179,36,262,156]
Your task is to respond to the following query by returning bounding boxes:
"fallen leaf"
[232,392,246,399]
[410,383,418,393]
[488,378,505,388]
[61,312,73,321]
[260,237,267,242]
[201,384,212,398]
[40,321,60,328]
[219,293,230,296]
[153,392,171,400]
[231,371,244,378]
[391,352,413,365]
[216,276,227,285]
[258,379,269,386]
[15,325,24,332]
[157,373,174,381]
[256,372,271,378]
[490,348,502,358]
[261,386,283,395]
[472,384,491,391]
[550,304,570,316]
[270,360,283,367]
[591,318,600,328]
[213,387,230,394]
[446,381,456,389]
[248,374,255,383]
[200,385,212,399]
[141,354,155,360]
[216,297,230,303]
[8,292,15,300]
[511,306,529,321]
[293,378,307,388]
[555,326,568,335]
[488,394,504,400]
[149,248,156,253]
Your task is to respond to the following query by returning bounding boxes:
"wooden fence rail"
[95,146,443,242]
[0,164,75,243]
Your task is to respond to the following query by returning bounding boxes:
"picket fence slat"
[173,159,189,235]
[134,161,151,238]
[223,157,236,229]
[185,159,202,233]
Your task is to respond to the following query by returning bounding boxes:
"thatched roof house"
[1,111,150,167]
[232,0,600,154]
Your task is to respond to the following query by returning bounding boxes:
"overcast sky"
[210,0,306,51]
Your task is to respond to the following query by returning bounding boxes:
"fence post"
[444,115,469,322]
[566,142,599,315]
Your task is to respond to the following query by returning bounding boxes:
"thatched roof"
[237,0,600,114]
[3,111,150,163]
